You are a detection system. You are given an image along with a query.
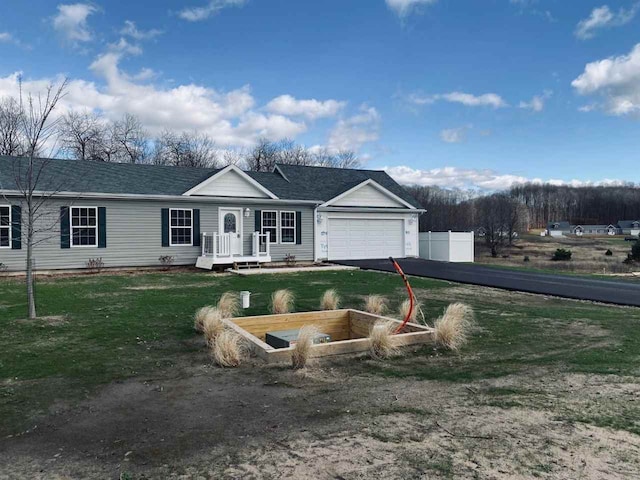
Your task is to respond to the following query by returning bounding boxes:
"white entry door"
[328,218,404,260]
[219,208,243,256]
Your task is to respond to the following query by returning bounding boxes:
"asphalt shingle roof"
[0,156,419,207]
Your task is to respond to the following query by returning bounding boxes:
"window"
[170,208,193,246]
[261,210,277,243]
[280,211,296,244]
[0,206,10,248]
[223,213,236,233]
[71,207,97,247]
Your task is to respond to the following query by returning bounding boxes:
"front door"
[219,208,242,256]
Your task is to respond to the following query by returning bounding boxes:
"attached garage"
[327,217,404,260]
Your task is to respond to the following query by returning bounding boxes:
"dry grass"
[364,295,387,315]
[320,289,340,310]
[434,303,475,351]
[202,308,225,347]
[194,305,216,333]
[398,298,424,324]
[271,289,294,314]
[369,320,397,359]
[211,329,245,367]
[217,291,240,318]
[291,325,319,369]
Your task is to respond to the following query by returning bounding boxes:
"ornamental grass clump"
[368,320,397,359]
[271,289,294,314]
[194,305,216,333]
[434,303,474,351]
[291,325,318,369]
[211,329,244,367]
[217,291,240,318]
[398,298,423,325]
[320,289,340,310]
[364,295,387,315]
[202,308,225,346]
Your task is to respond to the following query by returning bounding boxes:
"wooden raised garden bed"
[223,309,434,363]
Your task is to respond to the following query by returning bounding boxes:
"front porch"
[195,232,271,270]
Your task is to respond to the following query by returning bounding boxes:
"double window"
[0,206,10,248]
[280,211,296,244]
[71,207,97,247]
[260,210,297,244]
[170,208,193,246]
[261,210,278,243]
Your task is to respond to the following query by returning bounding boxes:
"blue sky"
[0,0,639,189]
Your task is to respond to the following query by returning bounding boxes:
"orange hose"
[389,257,414,334]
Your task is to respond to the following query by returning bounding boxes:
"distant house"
[0,156,424,272]
[548,220,639,237]
[617,220,640,236]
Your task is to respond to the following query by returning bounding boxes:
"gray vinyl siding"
[0,197,315,271]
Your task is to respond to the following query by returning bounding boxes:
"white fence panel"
[419,231,474,263]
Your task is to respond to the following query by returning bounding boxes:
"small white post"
[201,233,205,256]
[212,233,217,260]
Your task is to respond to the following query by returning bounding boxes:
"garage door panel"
[328,218,404,260]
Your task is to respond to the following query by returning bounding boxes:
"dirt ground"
[2,351,640,479]
[476,234,637,275]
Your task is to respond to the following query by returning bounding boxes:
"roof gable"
[183,165,277,198]
[322,179,414,208]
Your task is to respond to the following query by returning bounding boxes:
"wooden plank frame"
[223,309,434,364]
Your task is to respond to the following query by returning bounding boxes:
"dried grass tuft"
[194,305,215,333]
[364,295,387,315]
[320,289,340,310]
[217,291,240,318]
[271,289,294,314]
[211,329,244,367]
[368,321,397,359]
[398,298,424,324]
[434,303,474,351]
[202,307,225,346]
[291,325,318,369]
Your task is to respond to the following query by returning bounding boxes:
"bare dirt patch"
[16,315,69,327]
[2,358,640,479]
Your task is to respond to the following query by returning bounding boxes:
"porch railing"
[201,232,270,260]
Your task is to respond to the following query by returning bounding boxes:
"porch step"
[232,261,262,270]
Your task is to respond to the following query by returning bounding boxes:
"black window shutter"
[296,211,302,245]
[193,209,201,247]
[98,207,107,248]
[255,210,261,232]
[11,205,21,250]
[60,206,70,249]
[161,208,169,247]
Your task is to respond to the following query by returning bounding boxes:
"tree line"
[0,97,360,171]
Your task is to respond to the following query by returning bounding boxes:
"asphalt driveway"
[335,258,640,307]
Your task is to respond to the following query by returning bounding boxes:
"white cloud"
[327,105,381,152]
[406,91,508,109]
[0,32,12,43]
[120,20,163,40]
[572,43,640,116]
[384,165,627,190]
[265,95,345,120]
[518,89,552,112]
[440,127,468,143]
[575,3,639,40]
[0,51,308,148]
[385,0,437,17]
[178,0,247,22]
[51,3,98,43]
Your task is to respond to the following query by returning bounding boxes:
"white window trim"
[169,208,194,247]
[70,206,98,248]
[280,210,296,245]
[261,210,278,244]
[0,205,10,249]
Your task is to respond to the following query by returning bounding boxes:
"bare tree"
[0,97,26,156]
[59,110,104,161]
[5,80,68,319]
[314,148,361,169]
[152,130,219,168]
[112,113,149,163]
[243,137,280,172]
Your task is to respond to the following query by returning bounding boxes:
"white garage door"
[328,218,404,260]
